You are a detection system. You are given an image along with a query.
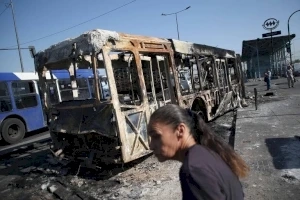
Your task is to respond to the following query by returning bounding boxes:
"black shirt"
[179,145,244,200]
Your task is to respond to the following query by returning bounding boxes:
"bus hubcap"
[8,125,20,138]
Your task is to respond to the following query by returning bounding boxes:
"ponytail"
[187,109,249,178]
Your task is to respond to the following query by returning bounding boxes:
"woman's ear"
[176,123,187,138]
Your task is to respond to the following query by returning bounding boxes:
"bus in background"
[52,69,110,101]
[0,72,54,144]
[0,69,109,144]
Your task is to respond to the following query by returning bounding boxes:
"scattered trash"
[282,174,297,181]
[48,184,58,193]
[41,182,50,190]
[264,92,275,96]
[20,166,36,173]
[154,180,161,185]
[70,176,85,187]
[128,187,143,199]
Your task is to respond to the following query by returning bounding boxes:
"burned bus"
[168,39,243,121]
[34,29,242,167]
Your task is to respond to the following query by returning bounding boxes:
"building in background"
[241,34,296,79]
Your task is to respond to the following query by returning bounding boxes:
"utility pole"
[162,6,191,40]
[10,0,24,72]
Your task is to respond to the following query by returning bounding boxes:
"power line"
[5,0,138,48]
[0,4,8,16]
[0,47,31,50]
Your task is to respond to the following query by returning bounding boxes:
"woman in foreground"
[148,104,249,200]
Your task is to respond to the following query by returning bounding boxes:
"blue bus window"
[12,81,38,109]
[0,82,12,112]
[59,78,90,101]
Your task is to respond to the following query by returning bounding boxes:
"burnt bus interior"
[168,39,241,121]
[34,30,181,167]
[98,52,173,107]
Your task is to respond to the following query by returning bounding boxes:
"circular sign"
[263,18,279,30]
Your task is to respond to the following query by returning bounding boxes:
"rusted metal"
[33,28,243,167]
[155,57,166,105]
[196,55,203,91]
[92,53,101,103]
[149,57,158,106]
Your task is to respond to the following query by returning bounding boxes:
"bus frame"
[33,29,242,167]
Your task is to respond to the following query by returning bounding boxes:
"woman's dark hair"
[149,104,249,178]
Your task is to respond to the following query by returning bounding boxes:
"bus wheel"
[1,118,25,144]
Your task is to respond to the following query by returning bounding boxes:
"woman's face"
[148,122,181,162]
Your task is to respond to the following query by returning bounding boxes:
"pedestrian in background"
[148,104,249,200]
[264,69,271,90]
[286,65,294,88]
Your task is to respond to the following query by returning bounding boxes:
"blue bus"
[0,69,109,144]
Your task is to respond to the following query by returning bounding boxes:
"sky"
[0,0,300,72]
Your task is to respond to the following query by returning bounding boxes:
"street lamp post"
[288,9,300,65]
[162,6,191,40]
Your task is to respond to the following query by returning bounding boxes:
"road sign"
[262,31,281,38]
[262,18,279,31]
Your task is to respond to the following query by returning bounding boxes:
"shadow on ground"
[265,137,300,170]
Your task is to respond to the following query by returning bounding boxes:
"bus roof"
[34,28,170,71]
[169,39,236,58]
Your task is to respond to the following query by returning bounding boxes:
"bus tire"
[1,118,26,144]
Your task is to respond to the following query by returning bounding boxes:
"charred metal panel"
[35,29,120,70]
[50,100,116,137]
[214,91,234,118]
[169,39,236,58]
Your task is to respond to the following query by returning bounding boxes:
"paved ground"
[236,77,300,200]
[0,77,299,200]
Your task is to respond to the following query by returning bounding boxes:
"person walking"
[286,65,294,88]
[148,104,249,200]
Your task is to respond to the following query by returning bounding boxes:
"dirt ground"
[0,110,235,200]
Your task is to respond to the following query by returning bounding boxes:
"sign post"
[262,18,280,75]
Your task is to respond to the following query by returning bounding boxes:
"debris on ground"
[0,110,236,200]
